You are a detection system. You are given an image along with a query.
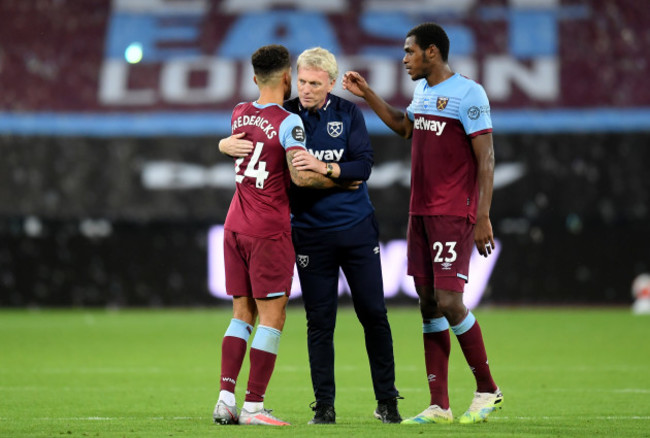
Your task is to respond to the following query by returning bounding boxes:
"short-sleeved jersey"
[284,94,375,231]
[224,101,307,238]
[406,73,492,223]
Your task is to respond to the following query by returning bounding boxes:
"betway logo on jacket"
[308,148,344,161]
[414,117,447,136]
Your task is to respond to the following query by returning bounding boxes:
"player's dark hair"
[407,22,450,62]
[251,44,291,80]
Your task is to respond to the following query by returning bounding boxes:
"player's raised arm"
[342,71,413,139]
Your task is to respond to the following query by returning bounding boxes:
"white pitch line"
[542,388,650,394]
[23,416,203,421]
[10,415,647,422]
[490,416,650,421]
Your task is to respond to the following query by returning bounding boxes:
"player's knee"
[418,298,438,319]
[435,292,464,318]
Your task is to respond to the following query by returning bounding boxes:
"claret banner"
[1,0,649,135]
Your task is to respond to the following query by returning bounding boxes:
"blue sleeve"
[406,105,415,122]
[459,83,492,135]
[338,105,373,181]
[279,113,307,150]
[406,79,424,122]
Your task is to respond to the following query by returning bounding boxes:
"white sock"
[243,401,263,412]
[219,390,236,406]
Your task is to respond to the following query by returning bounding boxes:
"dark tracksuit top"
[284,93,399,404]
[284,94,374,231]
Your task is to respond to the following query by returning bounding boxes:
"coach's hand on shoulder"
[219,132,254,157]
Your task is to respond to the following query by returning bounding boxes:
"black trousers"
[292,213,399,405]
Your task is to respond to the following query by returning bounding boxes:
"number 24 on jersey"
[235,141,269,189]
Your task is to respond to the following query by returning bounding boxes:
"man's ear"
[426,44,439,60]
[328,78,336,93]
[253,75,258,85]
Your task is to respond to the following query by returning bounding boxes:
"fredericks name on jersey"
[231,114,278,139]
[413,117,447,136]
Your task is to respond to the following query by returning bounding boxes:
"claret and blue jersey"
[406,73,493,222]
[285,94,375,231]
[224,101,306,239]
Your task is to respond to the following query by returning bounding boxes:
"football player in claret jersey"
[213,44,340,427]
[343,23,503,424]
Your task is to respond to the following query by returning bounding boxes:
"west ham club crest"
[327,121,343,138]
[297,254,309,268]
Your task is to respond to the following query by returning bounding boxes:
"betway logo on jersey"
[309,148,343,161]
[414,117,447,136]
[231,115,277,139]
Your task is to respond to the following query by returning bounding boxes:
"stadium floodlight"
[124,42,144,64]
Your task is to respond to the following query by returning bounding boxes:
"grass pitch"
[1,306,649,437]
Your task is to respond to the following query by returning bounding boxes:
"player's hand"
[219,132,253,157]
[342,71,368,98]
[474,216,495,257]
[337,180,362,191]
[291,150,323,172]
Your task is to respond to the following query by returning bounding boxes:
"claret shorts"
[407,215,474,293]
[223,230,294,299]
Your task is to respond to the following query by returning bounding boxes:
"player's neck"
[256,87,285,106]
[426,64,454,87]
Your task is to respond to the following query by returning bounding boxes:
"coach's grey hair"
[296,47,338,82]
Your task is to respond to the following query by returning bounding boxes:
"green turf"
[1,306,649,437]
